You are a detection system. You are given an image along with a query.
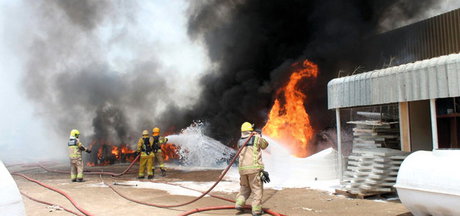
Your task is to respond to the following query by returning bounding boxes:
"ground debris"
[47,205,63,212]
[302,207,321,213]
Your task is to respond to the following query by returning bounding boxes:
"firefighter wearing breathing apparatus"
[137,130,154,179]
[68,129,91,182]
[150,127,168,177]
[235,122,270,216]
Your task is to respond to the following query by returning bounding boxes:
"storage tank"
[394,150,460,216]
[0,161,26,216]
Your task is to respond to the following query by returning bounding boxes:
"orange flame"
[111,146,119,159]
[161,143,179,161]
[262,60,318,157]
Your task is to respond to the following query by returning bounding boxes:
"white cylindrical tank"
[0,161,26,216]
[394,150,460,216]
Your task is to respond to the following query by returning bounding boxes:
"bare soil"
[8,163,412,216]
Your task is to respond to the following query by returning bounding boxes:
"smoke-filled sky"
[1,0,459,162]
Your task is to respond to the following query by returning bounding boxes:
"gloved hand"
[260,171,270,183]
[85,149,92,153]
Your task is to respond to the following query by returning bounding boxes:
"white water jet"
[166,122,235,169]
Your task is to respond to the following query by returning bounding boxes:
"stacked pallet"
[339,121,409,196]
[348,121,400,149]
[341,148,409,195]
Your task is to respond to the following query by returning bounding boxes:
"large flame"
[263,60,318,158]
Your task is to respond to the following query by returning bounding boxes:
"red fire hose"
[31,134,285,215]
[107,134,255,208]
[177,205,283,216]
[12,173,94,216]
[163,181,234,203]
[162,182,286,216]
[20,191,84,216]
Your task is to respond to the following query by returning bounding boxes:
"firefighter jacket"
[237,133,269,175]
[68,137,87,159]
[149,136,168,153]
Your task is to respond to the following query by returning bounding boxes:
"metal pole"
[430,99,439,150]
[336,108,343,181]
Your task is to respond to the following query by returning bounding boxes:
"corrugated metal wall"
[362,9,460,70]
[328,53,460,109]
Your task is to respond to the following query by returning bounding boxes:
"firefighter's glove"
[85,149,92,153]
[260,171,270,183]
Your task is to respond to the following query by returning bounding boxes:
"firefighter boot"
[76,178,84,182]
[147,175,153,179]
[252,210,264,216]
[160,168,166,177]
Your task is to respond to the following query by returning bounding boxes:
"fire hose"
[19,191,84,216]
[12,173,94,216]
[106,133,256,208]
[161,181,286,216]
[29,133,284,215]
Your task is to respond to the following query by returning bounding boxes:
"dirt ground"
[8,163,413,216]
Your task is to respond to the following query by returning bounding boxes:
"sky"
[0,0,210,163]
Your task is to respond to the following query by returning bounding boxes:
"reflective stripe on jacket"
[68,138,85,159]
[238,133,269,175]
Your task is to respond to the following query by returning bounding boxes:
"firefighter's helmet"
[142,130,149,136]
[70,129,80,138]
[241,122,254,132]
[152,127,160,136]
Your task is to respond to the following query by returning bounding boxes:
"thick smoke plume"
[185,0,444,145]
[21,0,456,153]
[21,1,200,148]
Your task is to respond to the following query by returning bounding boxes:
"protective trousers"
[138,154,153,177]
[235,172,263,214]
[70,158,83,180]
[153,151,165,170]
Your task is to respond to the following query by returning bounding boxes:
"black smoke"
[22,1,172,146]
[184,0,438,145]
[21,0,443,152]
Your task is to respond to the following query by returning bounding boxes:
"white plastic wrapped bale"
[395,150,460,216]
[0,161,26,216]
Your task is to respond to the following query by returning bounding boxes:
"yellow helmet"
[70,129,80,137]
[152,127,160,136]
[241,122,254,132]
[142,130,149,136]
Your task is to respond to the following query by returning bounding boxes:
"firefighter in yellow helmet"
[68,129,91,182]
[150,127,168,177]
[137,130,154,179]
[235,122,269,216]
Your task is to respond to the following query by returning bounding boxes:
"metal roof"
[328,53,460,109]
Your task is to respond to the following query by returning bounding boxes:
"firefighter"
[235,122,270,216]
[68,129,91,182]
[150,127,168,177]
[137,130,154,179]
